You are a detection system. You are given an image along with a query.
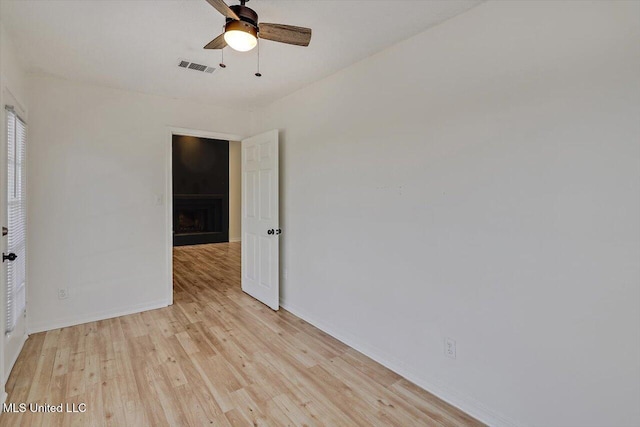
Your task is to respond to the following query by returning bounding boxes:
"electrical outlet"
[445,337,456,359]
[58,288,69,299]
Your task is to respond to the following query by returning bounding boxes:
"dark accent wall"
[172,135,229,246]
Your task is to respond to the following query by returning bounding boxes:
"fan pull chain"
[219,47,226,69]
[255,38,262,77]
[219,24,227,69]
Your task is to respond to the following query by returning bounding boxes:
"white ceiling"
[2,0,481,109]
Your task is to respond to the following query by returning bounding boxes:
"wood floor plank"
[0,242,483,427]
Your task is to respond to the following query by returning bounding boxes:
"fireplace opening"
[176,209,207,233]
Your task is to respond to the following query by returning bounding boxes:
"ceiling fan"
[203,0,312,53]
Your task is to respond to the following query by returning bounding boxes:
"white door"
[241,130,279,310]
[3,106,27,378]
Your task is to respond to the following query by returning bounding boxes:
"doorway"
[165,128,243,306]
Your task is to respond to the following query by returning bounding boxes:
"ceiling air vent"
[178,59,215,74]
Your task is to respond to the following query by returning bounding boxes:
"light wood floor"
[0,242,482,426]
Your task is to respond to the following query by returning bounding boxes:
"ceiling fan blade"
[205,0,240,21]
[204,33,227,49]
[258,23,312,47]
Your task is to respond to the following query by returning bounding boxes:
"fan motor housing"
[228,5,258,27]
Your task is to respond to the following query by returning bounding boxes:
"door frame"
[165,127,245,305]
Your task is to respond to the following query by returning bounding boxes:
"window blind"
[5,108,26,333]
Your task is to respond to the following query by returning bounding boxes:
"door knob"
[2,227,7,236]
[2,252,17,262]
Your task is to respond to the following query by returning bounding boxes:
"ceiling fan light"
[224,30,257,52]
[224,21,258,52]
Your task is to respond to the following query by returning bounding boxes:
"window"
[5,107,26,333]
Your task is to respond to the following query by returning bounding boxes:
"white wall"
[26,74,250,333]
[229,140,241,242]
[255,1,640,426]
[0,20,29,398]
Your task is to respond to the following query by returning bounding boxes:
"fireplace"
[176,209,208,233]
[173,195,227,246]
[172,135,230,246]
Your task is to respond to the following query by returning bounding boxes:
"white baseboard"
[229,237,241,243]
[27,299,169,334]
[280,299,520,427]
